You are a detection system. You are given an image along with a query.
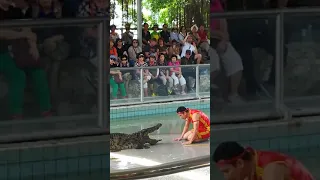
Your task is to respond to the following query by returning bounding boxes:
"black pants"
[228,19,261,95]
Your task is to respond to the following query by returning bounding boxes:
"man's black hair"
[213,141,251,163]
[121,54,128,60]
[171,54,177,59]
[176,106,188,113]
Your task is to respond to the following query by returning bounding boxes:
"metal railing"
[110,64,210,106]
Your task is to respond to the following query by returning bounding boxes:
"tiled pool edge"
[0,140,108,180]
[110,99,210,120]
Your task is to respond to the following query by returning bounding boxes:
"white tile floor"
[110,134,210,180]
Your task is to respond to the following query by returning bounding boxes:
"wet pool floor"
[110,134,210,180]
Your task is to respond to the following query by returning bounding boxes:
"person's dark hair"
[143,23,148,26]
[115,38,122,46]
[171,54,177,59]
[180,26,185,32]
[159,53,165,57]
[213,142,252,164]
[110,24,116,29]
[137,52,144,59]
[132,39,139,45]
[176,106,188,113]
[121,54,128,60]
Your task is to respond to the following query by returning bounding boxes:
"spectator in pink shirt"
[168,55,187,95]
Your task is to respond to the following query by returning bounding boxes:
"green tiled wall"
[110,99,210,120]
[211,119,320,152]
[0,141,108,180]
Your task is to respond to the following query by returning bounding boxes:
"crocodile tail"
[139,123,162,136]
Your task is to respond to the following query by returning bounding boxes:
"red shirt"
[198,30,207,42]
[186,109,210,131]
[253,150,315,180]
[110,47,118,57]
[211,0,224,32]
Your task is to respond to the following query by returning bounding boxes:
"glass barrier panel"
[110,66,142,105]
[0,25,99,134]
[110,65,203,106]
[199,64,210,97]
[210,16,278,122]
[283,14,320,115]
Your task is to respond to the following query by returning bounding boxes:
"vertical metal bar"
[140,68,144,102]
[137,0,142,46]
[195,65,200,98]
[274,13,283,113]
[97,21,108,128]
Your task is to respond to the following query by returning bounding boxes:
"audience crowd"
[109,22,211,99]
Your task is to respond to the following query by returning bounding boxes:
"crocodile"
[110,123,162,152]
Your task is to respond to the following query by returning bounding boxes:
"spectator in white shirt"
[180,34,202,64]
[170,27,180,43]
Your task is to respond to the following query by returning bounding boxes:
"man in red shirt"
[174,106,210,145]
[213,141,315,180]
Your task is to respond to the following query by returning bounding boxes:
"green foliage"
[112,0,209,28]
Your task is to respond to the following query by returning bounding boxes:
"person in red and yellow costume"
[213,141,315,180]
[174,106,210,145]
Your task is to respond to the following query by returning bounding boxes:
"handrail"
[0,17,107,28]
[210,7,320,19]
[110,155,210,180]
[111,64,210,71]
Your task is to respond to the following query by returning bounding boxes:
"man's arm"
[180,120,190,138]
[189,113,200,143]
[262,163,290,180]
[0,29,25,39]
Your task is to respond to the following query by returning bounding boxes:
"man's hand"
[174,137,182,141]
[21,31,37,41]
[182,141,192,145]
[28,41,40,60]
[0,0,14,11]
[217,40,227,54]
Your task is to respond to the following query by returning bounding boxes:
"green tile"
[66,145,80,158]
[44,161,55,175]
[55,146,68,159]
[42,147,55,161]
[20,148,35,162]
[56,159,67,174]
[32,162,45,176]
[78,144,90,156]
[0,165,7,179]
[4,150,19,164]
[7,164,20,179]
[67,158,79,173]
[20,162,33,177]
